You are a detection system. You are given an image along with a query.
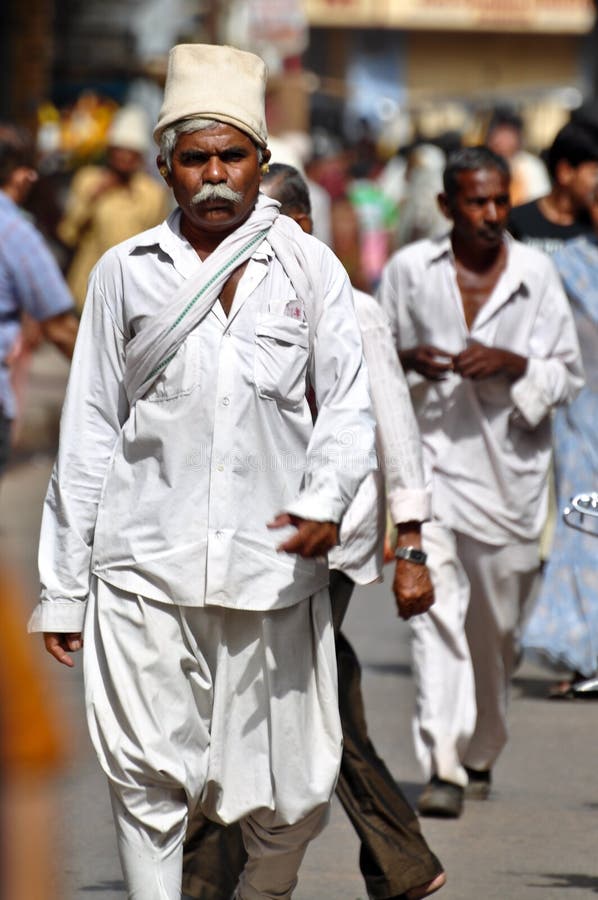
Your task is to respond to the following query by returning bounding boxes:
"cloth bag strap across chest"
[123,196,317,405]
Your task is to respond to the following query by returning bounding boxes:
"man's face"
[163,123,265,235]
[440,167,511,250]
[486,125,521,161]
[564,160,598,213]
[107,146,144,179]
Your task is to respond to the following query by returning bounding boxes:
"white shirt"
[378,234,584,545]
[29,210,376,633]
[330,290,430,584]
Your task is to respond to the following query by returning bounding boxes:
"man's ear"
[437,191,451,219]
[156,156,171,185]
[295,212,313,235]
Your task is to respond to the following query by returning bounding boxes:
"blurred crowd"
[21,92,572,300]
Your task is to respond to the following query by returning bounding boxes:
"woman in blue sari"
[523,198,598,696]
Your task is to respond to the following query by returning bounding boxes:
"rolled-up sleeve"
[510,260,584,429]
[28,260,129,633]
[284,251,376,523]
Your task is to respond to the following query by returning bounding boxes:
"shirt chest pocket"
[254,315,310,408]
[145,334,201,402]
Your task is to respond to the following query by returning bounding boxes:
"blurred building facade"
[1,1,597,151]
[304,0,597,148]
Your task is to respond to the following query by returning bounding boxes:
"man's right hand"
[43,632,83,668]
[399,345,454,380]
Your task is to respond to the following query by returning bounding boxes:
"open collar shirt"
[0,193,73,418]
[378,233,583,545]
[30,209,376,633]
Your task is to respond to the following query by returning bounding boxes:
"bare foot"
[404,871,447,900]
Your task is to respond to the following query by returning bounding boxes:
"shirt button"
[222,397,230,407]
[216,530,223,538]
[216,463,224,472]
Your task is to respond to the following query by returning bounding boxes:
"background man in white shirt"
[29,45,376,900]
[379,146,583,819]
[182,163,446,900]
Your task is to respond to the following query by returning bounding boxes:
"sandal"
[548,671,586,699]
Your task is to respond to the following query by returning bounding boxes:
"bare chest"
[456,261,505,330]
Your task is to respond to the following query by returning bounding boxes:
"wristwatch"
[395,545,428,565]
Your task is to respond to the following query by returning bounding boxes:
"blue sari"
[523,236,598,676]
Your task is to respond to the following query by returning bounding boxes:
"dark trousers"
[182,571,443,900]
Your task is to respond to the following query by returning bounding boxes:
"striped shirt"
[0,192,73,417]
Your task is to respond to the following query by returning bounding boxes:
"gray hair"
[159,117,265,172]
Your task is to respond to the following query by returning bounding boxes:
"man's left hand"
[268,514,338,558]
[393,560,435,620]
[453,342,527,381]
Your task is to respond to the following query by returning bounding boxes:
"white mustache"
[191,184,244,205]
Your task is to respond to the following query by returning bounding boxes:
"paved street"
[3,347,598,899]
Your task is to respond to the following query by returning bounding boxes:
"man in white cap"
[29,44,376,900]
[58,103,169,310]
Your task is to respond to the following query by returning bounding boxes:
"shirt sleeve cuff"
[510,359,547,430]
[284,494,345,524]
[387,489,431,525]
[27,600,87,634]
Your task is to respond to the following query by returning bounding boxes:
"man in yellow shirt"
[58,105,169,311]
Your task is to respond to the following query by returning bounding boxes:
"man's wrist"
[395,545,428,565]
[395,521,423,549]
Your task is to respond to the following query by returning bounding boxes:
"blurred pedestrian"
[348,157,397,293]
[379,146,583,818]
[395,143,449,248]
[523,183,598,698]
[508,121,598,255]
[58,104,169,311]
[507,121,598,565]
[29,43,376,900]
[182,162,446,900]
[0,123,78,477]
[485,106,549,206]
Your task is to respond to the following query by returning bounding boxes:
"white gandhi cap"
[153,43,268,148]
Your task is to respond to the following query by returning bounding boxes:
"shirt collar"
[427,230,528,297]
[126,207,274,271]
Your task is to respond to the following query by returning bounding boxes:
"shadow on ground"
[525,873,598,892]
[511,675,554,700]
[362,661,412,678]
[80,881,126,893]
[394,780,423,807]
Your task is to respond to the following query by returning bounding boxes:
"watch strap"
[395,545,428,565]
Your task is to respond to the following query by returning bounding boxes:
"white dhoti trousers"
[410,523,540,786]
[83,578,342,900]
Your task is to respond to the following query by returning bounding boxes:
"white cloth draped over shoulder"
[29,195,376,633]
[124,195,316,403]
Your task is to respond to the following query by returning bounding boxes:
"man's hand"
[268,514,339,558]
[453,341,527,381]
[40,311,79,359]
[393,521,434,620]
[393,561,435,620]
[399,345,454,381]
[43,632,83,668]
